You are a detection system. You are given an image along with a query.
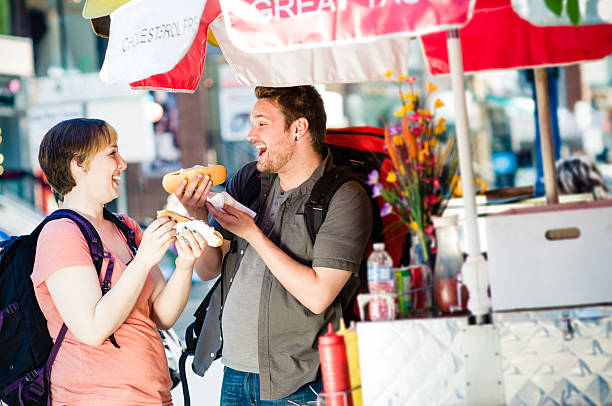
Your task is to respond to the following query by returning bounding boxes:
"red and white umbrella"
[92,0,612,320]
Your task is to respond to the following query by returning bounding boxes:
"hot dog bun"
[162,165,227,194]
[156,209,192,223]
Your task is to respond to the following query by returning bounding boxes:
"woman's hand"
[134,217,176,269]
[174,174,212,221]
[174,225,207,270]
[206,202,260,242]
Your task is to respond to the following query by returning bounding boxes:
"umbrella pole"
[534,68,560,205]
[446,29,491,320]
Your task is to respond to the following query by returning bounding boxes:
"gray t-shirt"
[221,178,290,372]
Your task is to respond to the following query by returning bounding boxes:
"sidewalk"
[170,280,223,405]
[171,358,223,405]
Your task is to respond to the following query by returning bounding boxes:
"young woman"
[32,118,207,405]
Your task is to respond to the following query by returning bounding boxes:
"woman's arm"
[149,226,207,329]
[45,217,175,346]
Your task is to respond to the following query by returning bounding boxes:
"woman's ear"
[70,157,87,179]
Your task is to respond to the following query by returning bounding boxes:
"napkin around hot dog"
[206,192,256,218]
[176,221,222,247]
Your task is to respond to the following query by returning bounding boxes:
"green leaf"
[545,0,563,16]
[566,0,580,25]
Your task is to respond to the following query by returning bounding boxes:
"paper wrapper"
[176,220,223,247]
[207,192,256,218]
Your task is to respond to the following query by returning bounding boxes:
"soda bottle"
[366,242,395,320]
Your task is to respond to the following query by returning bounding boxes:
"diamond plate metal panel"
[357,318,467,406]
[495,306,612,406]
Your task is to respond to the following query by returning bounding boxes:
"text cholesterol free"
[122,16,199,53]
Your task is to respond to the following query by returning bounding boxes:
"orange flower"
[428,82,438,93]
[402,114,418,159]
[384,126,403,174]
[434,98,445,108]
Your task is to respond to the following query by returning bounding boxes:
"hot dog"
[162,165,227,194]
[156,209,193,223]
[156,210,223,247]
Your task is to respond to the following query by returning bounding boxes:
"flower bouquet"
[366,71,459,262]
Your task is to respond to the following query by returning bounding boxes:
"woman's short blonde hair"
[38,118,116,196]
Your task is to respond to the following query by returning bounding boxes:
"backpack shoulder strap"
[103,208,138,256]
[305,166,356,244]
[43,209,106,275]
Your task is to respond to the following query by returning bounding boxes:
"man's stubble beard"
[256,138,296,174]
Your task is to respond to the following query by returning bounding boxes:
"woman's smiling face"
[82,126,127,202]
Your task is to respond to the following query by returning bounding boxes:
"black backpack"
[0,208,136,406]
[178,126,399,405]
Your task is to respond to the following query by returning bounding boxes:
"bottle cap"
[373,242,386,251]
[319,323,344,346]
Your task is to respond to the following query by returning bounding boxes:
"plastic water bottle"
[366,243,395,320]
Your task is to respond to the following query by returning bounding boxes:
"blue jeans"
[220,366,323,405]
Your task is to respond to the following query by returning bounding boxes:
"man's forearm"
[247,228,350,314]
[194,242,226,281]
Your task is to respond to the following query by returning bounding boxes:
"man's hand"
[206,202,261,242]
[174,174,212,221]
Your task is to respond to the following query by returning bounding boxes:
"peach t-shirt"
[31,215,172,405]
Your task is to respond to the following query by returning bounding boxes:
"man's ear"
[294,117,309,137]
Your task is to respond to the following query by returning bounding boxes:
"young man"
[176,86,372,404]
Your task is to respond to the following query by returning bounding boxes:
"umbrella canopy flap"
[210,14,413,86]
[421,0,612,75]
[99,0,208,91]
[220,0,475,52]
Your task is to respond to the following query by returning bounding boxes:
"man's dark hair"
[254,86,327,155]
[38,118,115,196]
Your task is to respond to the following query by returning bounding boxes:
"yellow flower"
[394,109,404,117]
[386,171,397,183]
[428,82,438,93]
[418,109,432,118]
[438,118,447,125]
[384,70,393,78]
[410,221,419,232]
[397,74,408,82]
[434,122,447,135]
[404,102,414,113]
[419,149,427,162]
[430,138,439,147]
[393,135,404,146]
[434,98,445,109]
[401,92,413,102]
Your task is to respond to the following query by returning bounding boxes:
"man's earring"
[294,135,298,141]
